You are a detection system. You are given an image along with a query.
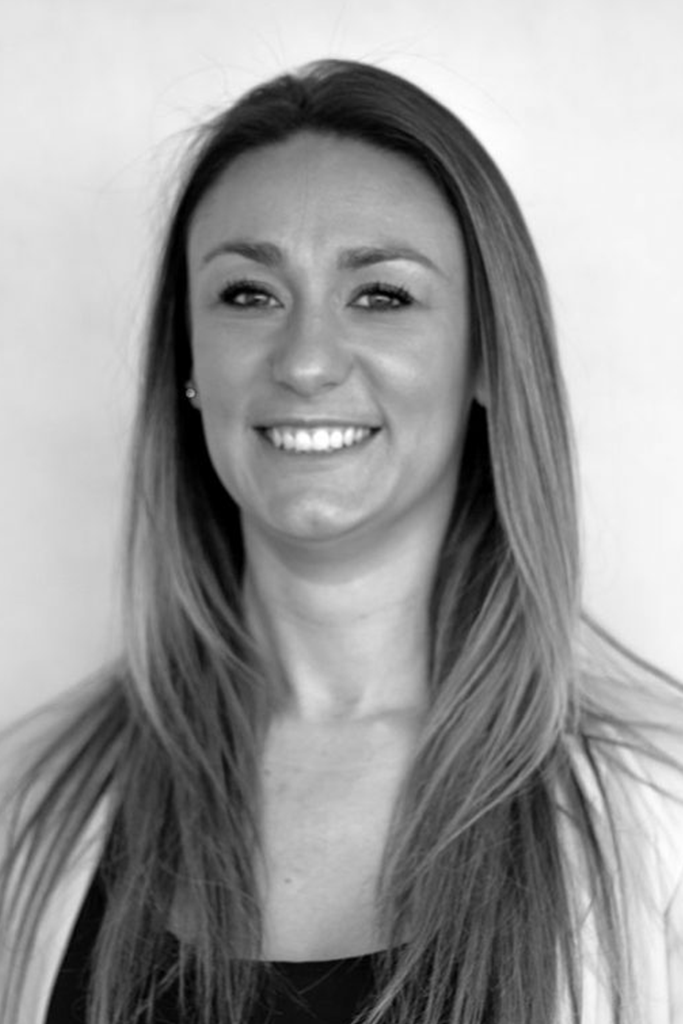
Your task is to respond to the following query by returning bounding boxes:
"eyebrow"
[201,240,443,276]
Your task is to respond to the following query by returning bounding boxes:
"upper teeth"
[264,426,373,453]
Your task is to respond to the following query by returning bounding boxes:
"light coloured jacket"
[2,727,682,1023]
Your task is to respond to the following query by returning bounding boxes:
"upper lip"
[255,419,381,430]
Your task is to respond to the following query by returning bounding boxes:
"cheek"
[198,409,237,493]
[376,336,473,425]
[401,351,475,475]
[192,331,261,426]
[191,373,251,494]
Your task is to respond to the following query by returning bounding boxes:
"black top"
[46,865,378,1023]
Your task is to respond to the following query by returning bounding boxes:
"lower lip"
[255,429,380,457]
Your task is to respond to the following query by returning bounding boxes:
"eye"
[352,282,414,311]
[218,278,281,309]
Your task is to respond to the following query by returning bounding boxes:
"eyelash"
[218,278,275,308]
[216,278,415,311]
[356,282,414,310]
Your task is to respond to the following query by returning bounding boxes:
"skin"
[184,132,481,958]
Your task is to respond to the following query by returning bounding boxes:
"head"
[127,58,579,720]
[185,129,481,581]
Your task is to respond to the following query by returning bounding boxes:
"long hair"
[1,59,681,1024]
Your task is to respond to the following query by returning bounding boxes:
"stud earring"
[184,381,197,401]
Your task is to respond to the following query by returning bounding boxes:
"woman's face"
[187,132,477,556]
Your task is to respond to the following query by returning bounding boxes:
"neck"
[243,525,439,723]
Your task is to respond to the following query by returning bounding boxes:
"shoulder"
[0,703,73,882]
[615,743,683,1021]
[623,743,683,906]
[560,730,683,1022]
[561,724,683,961]
[1,699,72,808]
[1,665,125,812]
[0,706,111,1024]
[0,676,117,863]
[570,728,683,900]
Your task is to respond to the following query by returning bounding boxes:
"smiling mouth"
[258,425,380,454]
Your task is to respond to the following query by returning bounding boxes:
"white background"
[1,0,681,726]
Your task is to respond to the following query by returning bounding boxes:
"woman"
[1,58,682,1024]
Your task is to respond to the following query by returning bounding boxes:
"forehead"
[187,132,465,270]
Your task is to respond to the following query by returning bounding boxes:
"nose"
[269,304,352,396]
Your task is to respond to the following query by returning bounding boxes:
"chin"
[275,511,363,544]
[258,495,373,546]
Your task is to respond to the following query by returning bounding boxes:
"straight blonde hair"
[2,59,682,1024]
